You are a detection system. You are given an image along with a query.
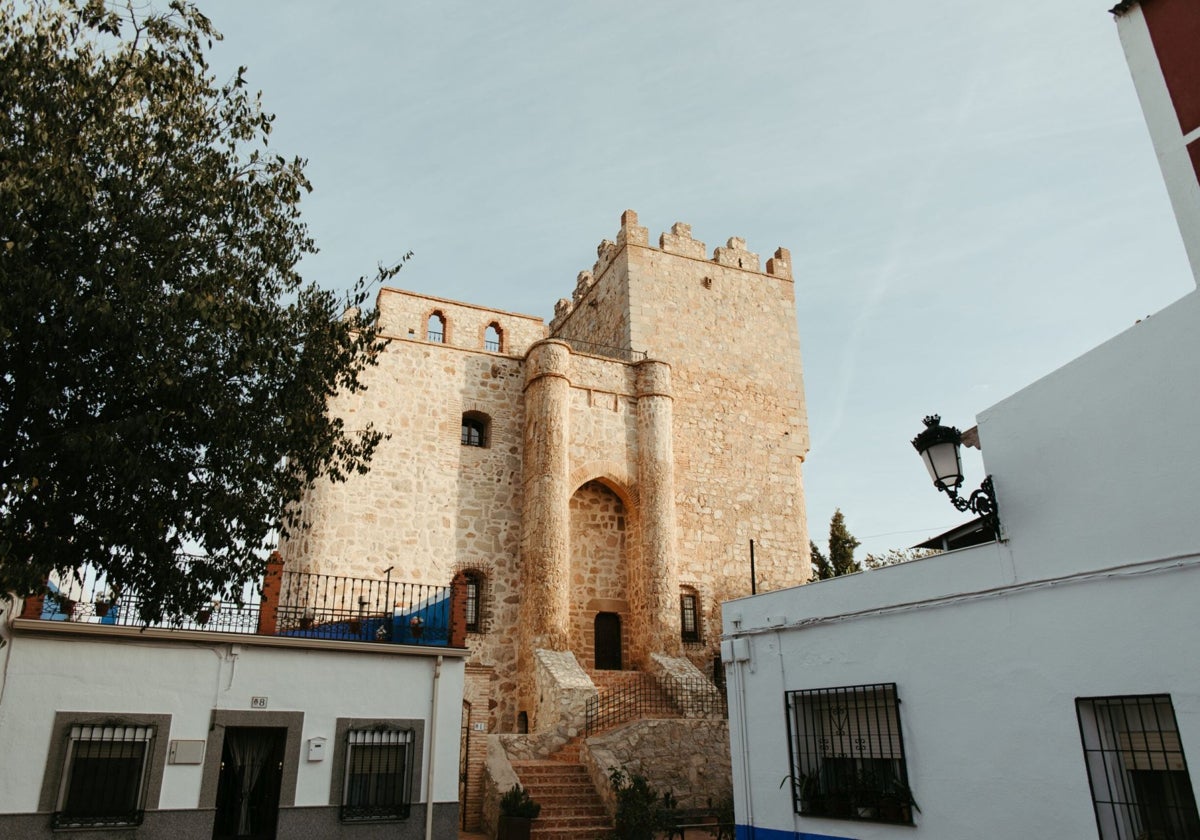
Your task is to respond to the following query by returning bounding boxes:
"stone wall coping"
[379,286,546,324]
[11,618,469,659]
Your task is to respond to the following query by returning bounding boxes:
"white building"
[0,559,468,840]
[723,2,1200,838]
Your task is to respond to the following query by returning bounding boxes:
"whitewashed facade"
[0,617,467,839]
[724,289,1200,840]
[723,1,1200,835]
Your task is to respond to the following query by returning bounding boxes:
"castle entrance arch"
[594,613,622,670]
[568,479,633,670]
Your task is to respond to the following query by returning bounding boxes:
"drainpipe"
[425,655,443,840]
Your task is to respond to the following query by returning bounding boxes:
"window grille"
[341,728,414,821]
[464,573,482,632]
[1077,694,1200,839]
[54,724,154,829]
[785,683,915,825]
[680,593,699,643]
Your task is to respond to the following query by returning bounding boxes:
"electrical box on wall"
[168,740,205,765]
[307,737,326,762]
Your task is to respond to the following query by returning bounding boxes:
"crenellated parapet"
[550,210,794,332]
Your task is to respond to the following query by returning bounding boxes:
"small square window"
[54,724,155,829]
[785,683,915,825]
[341,728,414,822]
[461,412,490,448]
[1077,694,1200,839]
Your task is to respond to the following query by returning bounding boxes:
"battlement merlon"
[620,209,792,279]
[551,211,796,330]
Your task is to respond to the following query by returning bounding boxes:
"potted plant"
[852,770,881,819]
[409,614,424,639]
[196,598,220,626]
[497,783,540,840]
[93,588,115,618]
[299,608,314,630]
[877,778,920,823]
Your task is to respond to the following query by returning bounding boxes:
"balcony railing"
[18,555,462,647]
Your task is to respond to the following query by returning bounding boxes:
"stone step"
[512,752,613,840]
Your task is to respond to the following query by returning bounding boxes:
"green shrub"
[499,784,541,818]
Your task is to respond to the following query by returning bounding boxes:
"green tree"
[0,0,396,619]
[810,509,861,580]
[809,540,833,581]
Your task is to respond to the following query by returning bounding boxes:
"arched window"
[680,587,700,643]
[461,412,489,448]
[426,312,445,343]
[464,571,484,633]
[484,323,502,352]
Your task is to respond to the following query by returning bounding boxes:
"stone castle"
[282,210,811,829]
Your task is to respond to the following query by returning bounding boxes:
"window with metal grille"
[1077,694,1200,839]
[427,312,445,343]
[464,572,483,632]
[341,728,414,821]
[785,683,916,825]
[680,592,700,643]
[484,323,502,352]
[54,724,154,829]
[461,412,489,448]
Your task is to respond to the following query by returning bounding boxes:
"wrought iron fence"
[585,674,727,737]
[34,566,262,632]
[275,569,450,645]
[27,561,451,646]
[557,336,647,363]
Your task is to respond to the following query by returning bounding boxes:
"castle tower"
[279,211,811,830]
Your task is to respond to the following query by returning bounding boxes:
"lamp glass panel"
[921,441,963,489]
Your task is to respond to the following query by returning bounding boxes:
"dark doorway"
[594,612,622,670]
[212,727,285,840]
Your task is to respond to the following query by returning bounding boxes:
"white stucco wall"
[723,289,1200,839]
[0,629,464,813]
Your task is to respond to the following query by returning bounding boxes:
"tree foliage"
[0,0,396,619]
[810,509,861,581]
[862,547,941,569]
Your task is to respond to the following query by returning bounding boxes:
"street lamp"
[911,415,1000,534]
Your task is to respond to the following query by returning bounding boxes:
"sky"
[200,0,1194,560]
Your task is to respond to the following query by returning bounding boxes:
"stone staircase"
[512,746,612,840]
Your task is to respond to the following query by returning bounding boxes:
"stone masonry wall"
[378,288,546,355]
[584,719,733,813]
[281,308,530,731]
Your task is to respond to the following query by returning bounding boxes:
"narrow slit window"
[680,591,700,643]
[464,572,483,632]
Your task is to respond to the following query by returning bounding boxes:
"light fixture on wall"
[911,415,1000,533]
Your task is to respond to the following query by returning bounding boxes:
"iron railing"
[585,674,727,737]
[275,569,450,644]
[556,336,647,363]
[26,560,452,646]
